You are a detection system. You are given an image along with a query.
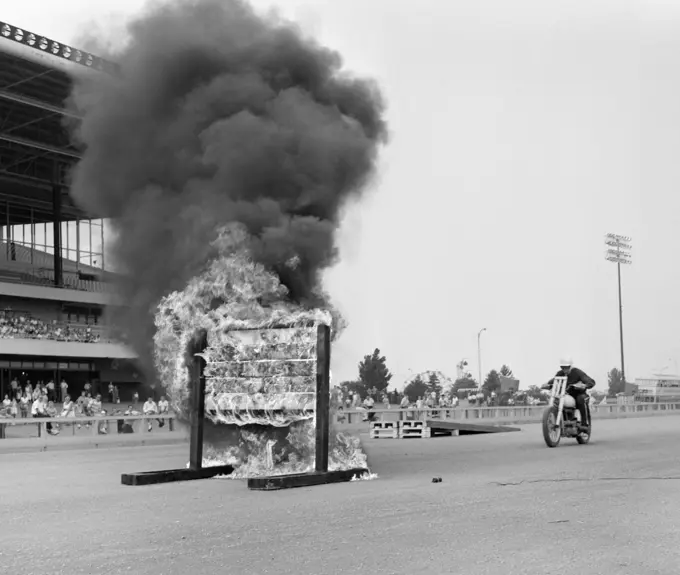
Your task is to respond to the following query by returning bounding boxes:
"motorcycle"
[541,376,592,448]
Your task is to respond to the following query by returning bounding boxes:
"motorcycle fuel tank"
[562,395,576,409]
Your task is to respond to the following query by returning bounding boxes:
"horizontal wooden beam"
[121,465,234,486]
[248,468,368,491]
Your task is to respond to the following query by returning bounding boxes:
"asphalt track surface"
[2,416,680,575]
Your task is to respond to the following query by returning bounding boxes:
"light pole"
[477,328,487,390]
[605,233,632,386]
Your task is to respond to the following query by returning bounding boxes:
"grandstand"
[0,21,141,400]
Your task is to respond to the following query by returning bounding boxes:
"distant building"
[634,375,680,402]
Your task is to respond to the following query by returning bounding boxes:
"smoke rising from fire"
[66,0,388,377]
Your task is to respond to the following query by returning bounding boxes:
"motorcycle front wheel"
[576,421,591,444]
[576,430,590,444]
[576,407,592,444]
[542,406,561,447]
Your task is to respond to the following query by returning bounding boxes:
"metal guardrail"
[0,413,179,439]
[3,402,678,442]
[335,402,680,424]
[0,257,115,293]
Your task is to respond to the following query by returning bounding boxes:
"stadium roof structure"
[0,21,115,226]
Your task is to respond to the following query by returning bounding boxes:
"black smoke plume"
[66,0,388,379]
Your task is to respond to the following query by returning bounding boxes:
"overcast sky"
[4,0,680,390]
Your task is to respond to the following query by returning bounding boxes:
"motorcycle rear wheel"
[542,406,561,447]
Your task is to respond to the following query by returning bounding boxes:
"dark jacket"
[546,367,596,390]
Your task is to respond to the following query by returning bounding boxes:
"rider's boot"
[577,408,589,432]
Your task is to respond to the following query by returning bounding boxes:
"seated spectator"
[158,396,169,428]
[75,392,90,429]
[90,394,107,435]
[46,400,59,431]
[82,392,95,427]
[60,395,76,419]
[76,390,88,411]
[119,405,140,434]
[31,395,58,435]
[89,394,101,413]
[19,393,30,418]
[361,395,376,422]
[142,397,158,432]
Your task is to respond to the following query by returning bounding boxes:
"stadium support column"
[52,175,63,287]
[30,208,35,264]
[5,200,9,259]
[100,221,105,270]
[75,218,80,270]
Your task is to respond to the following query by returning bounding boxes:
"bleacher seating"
[0,310,108,343]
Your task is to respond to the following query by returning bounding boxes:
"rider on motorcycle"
[542,357,595,432]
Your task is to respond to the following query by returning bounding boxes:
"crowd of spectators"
[335,388,551,423]
[0,378,171,436]
[0,312,100,343]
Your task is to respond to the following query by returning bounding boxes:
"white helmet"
[559,356,573,369]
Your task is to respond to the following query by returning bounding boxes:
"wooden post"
[188,329,208,471]
[121,328,234,486]
[315,324,330,474]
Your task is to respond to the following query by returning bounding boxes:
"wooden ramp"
[426,420,521,436]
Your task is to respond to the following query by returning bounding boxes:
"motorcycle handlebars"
[543,381,587,390]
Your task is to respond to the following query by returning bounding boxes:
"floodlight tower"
[605,233,632,386]
[456,358,470,380]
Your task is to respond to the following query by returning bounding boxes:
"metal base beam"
[247,468,369,491]
[121,465,234,486]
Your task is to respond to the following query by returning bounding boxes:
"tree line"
[337,348,520,403]
[337,348,632,403]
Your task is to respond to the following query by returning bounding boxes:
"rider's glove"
[572,382,586,390]
[540,383,551,390]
